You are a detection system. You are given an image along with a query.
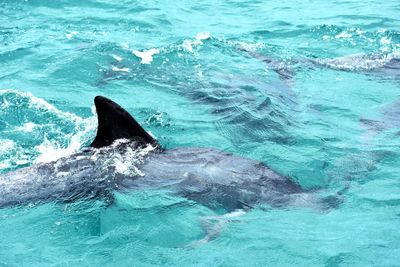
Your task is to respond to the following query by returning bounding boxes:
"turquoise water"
[1,0,400,265]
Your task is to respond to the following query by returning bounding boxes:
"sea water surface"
[1,0,400,266]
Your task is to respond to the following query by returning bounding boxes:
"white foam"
[355,29,365,35]
[0,139,15,153]
[318,53,392,71]
[66,31,79,39]
[182,31,211,53]
[0,138,29,169]
[233,41,264,52]
[112,66,130,72]
[0,162,10,169]
[335,32,352,39]
[223,209,247,218]
[91,139,156,177]
[15,159,29,165]
[182,40,194,53]
[111,54,123,62]
[34,114,96,164]
[0,137,32,168]
[195,31,211,41]
[35,138,71,164]
[16,122,36,132]
[133,48,160,64]
[0,97,10,109]
[380,36,391,45]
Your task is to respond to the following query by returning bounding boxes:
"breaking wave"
[0,89,97,171]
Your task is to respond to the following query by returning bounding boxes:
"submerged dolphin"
[0,96,337,210]
[241,48,400,82]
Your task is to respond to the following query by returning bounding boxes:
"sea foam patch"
[112,66,130,72]
[133,48,160,64]
[111,54,123,62]
[182,32,211,53]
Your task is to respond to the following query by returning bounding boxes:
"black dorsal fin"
[90,96,158,148]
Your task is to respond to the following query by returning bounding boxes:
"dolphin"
[360,99,400,141]
[0,96,338,211]
[240,48,400,82]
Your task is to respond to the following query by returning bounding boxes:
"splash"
[335,31,352,39]
[15,122,36,132]
[315,52,399,71]
[133,48,160,64]
[182,32,211,53]
[0,90,96,168]
[91,139,157,177]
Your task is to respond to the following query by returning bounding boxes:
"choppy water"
[1,0,400,266]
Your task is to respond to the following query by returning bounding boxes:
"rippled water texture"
[1,0,400,266]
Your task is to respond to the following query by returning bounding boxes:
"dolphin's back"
[0,153,105,207]
[132,147,303,210]
[0,163,56,207]
[0,146,334,210]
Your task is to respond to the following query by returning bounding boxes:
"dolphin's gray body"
[0,96,333,210]
[242,49,400,82]
[360,100,400,138]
